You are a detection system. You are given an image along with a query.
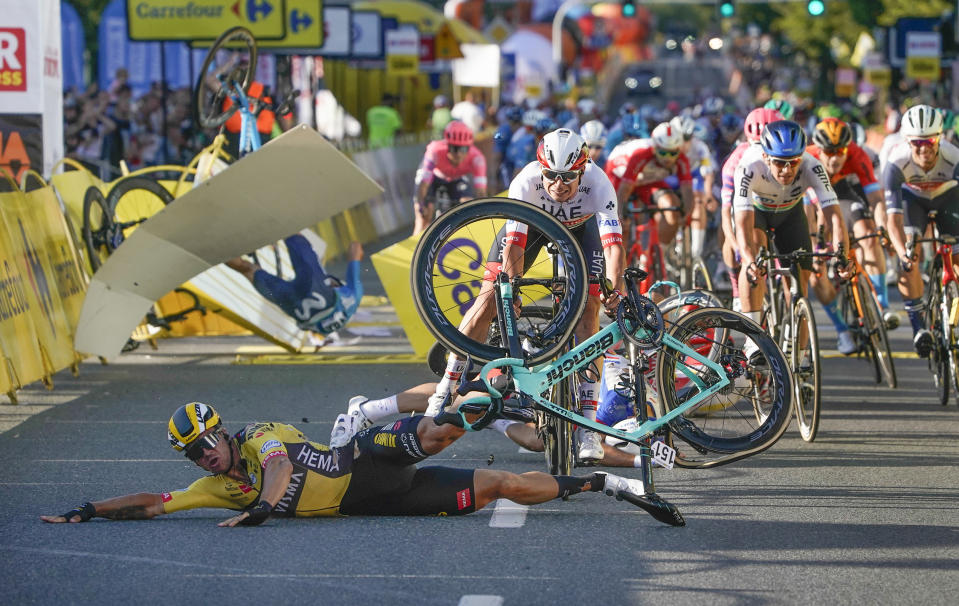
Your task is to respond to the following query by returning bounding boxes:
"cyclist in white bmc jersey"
[734,120,847,327]
[429,129,626,463]
[882,104,959,357]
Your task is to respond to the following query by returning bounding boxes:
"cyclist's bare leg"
[690,195,708,258]
[413,201,435,236]
[472,469,599,509]
[738,227,767,314]
[656,192,683,248]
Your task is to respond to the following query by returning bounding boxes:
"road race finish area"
[74,125,382,358]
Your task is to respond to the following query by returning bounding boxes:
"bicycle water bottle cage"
[618,294,664,350]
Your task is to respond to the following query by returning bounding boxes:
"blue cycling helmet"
[720,112,743,133]
[622,113,647,138]
[619,101,637,117]
[505,106,523,123]
[760,120,807,158]
[535,117,558,134]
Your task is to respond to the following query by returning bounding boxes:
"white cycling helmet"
[579,119,607,147]
[651,122,683,151]
[537,128,589,172]
[577,98,597,116]
[900,104,943,138]
[669,115,696,140]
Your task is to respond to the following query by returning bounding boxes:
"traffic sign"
[128,0,287,41]
[434,22,463,60]
[258,0,324,49]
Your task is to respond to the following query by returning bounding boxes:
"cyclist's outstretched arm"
[41,492,165,523]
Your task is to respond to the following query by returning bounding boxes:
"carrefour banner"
[127,0,287,41]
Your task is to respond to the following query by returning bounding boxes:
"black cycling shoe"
[501,394,535,423]
[914,329,934,359]
[616,491,686,527]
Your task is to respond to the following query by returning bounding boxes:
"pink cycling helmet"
[444,120,474,146]
[744,107,784,143]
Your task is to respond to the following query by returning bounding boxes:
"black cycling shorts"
[751,203,813,271]
[901,186,959,237]
[338,416,478,516]
[486,218,605,295]
[832,179,873,228]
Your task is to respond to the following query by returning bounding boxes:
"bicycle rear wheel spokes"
[541,371,577,478]
[858,277,897,389]
[81,186,114,273]
[791,297,821,442]
[411,198,589,366]
[654,307,792,468]
[105,177,175,248]
[194,26,257,129]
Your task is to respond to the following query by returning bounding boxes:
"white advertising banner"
[452,44,501,88]
[0,0,62,178]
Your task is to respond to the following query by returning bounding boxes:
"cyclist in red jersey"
[612,122,694,252]
[413,120,488,235]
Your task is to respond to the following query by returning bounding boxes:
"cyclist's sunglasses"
[655,148,680,158]
[449,145,468,154]
[767,156,803,169]
[185,430,222,461]
[908,136,939,149]
[542,169,581,184]
[822,146,847,157]
[588,144,604,151]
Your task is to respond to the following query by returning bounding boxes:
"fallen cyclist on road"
[41,401,684,526]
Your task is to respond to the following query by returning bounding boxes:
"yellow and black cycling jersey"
[161,422,353,517]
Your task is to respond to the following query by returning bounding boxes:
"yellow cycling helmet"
[168,402,221,452]
[812,118,852,151]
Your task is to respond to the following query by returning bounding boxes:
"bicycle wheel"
[689,256,713,291]
[193,26,257,129]
[925,266,949,405]
[791,297,821,442]
[943,280,959,404]
[81,186,115,273]
[858,277,897,389]
[540,369,577,477]
[761,271,786,342]
[654,306,792,468]
[411,198,589,366]
[105,177,175,247]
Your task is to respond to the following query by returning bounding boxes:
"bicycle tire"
[859,277,897,389]
[81,186,114,273]
[543,371,576,478]
[411,198,589,366]
[791,297,821,442]
[104,177,175,249]
[193,26,258,129]
[944,280,959,404]
[689,255,713,291]
[925,262,949,405]
[654,307,792,467]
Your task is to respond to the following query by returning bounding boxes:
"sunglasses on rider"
[184,430,222,461]
[822,146,848,157]
[542,169,581,184]
[908,136,939,149]
[449,145,468,154]
[589,144,604,151]
[655,148,680,158]
[767,156,803,169]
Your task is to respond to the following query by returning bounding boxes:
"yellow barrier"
[0,167,87,401]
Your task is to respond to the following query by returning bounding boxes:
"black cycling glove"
[61,502,96,522]
[239,501,273,526]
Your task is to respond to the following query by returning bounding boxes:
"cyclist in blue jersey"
[494,106,524,190]
[225,235,363,339]
[604,102,642,157]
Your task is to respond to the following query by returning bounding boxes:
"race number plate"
[651,440,676,469]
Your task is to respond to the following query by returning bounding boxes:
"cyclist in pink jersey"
[413,121,488,235]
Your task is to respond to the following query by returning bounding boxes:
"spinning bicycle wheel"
[925,262,950,406]
[655,307,792,468]
[943,280,959,404]
[194,26,258,129]
[540,353,578,478]
[411,198,589,366]
[689,256,713,291]
[81,186,115,273]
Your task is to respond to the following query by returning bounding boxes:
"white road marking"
[458,596,505,606]
[0,545,241,571]
[517,446,537,454]
[489,499,528,528]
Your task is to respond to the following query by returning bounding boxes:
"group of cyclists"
[407,89,959,465]
[48,87,959,527]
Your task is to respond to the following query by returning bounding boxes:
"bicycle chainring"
[617,295,665,350]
